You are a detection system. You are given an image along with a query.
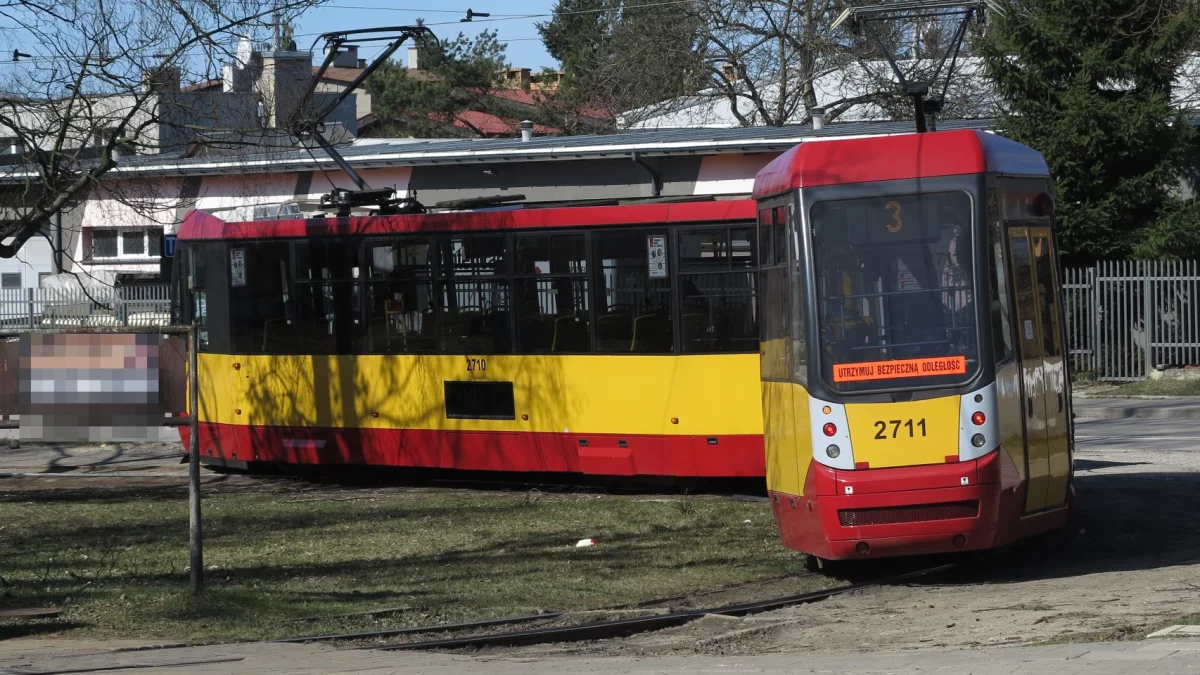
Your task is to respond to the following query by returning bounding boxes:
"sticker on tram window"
[832,356,968,383]
[647,235,667,279]
[230,248,247,287]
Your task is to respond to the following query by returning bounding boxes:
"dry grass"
[0,481,816,643]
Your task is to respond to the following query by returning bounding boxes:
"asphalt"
[3,637,1200,674]
[1073,396,1200,420]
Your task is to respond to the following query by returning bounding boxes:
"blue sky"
[293,1,560,71]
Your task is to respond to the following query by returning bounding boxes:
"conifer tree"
[980,0,1198,262]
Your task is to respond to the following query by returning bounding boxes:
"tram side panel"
[187,351,765,478]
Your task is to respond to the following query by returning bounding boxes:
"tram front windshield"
[810,191,978,393]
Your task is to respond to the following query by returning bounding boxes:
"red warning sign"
[832,356,967,383]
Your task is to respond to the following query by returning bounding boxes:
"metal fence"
[1065,261,1200,382]
[0,284,171,329]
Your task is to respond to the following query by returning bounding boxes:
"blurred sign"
[163,234,177,258]
[18,333,165,441]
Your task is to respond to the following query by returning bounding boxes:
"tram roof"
[98,119,993,178]
[177,198,758,241]
[751,130,1049,200]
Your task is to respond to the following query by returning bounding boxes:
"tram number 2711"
[873,418,927,440]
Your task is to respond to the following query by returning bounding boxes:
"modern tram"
[752,129,1074,560]
[173,200,767,479]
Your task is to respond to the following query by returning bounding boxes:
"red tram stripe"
[178,200,757,241]
[180,423,766,478]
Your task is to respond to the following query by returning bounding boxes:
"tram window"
[516,235,587,275]
[295,240,358,281]
[365,281,437,353]
[679,227,758,353]
[364,238,437,353]
[438,235,511,353]
[1032,235,1062,358]
[230,243,292,353]
[988,226,1016,364]
[290,281,361,354]
[185,242,225,352]
[772,207,788,265]
[436,279,511,353]
[367,239,434,280]
[758,209,773,267]
[810,191,979,391]
[593,230,673,354]
[515,234,590,353]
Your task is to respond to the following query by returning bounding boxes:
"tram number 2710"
[873,419,927,440]
[465,357,487,372]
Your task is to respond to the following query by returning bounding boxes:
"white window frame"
[90,228,164,261]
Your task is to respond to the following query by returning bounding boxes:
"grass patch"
[0,484,814,643]
[1103,379,1200,397]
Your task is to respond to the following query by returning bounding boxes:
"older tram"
[173,200,766,479]
[753,129,1073,560]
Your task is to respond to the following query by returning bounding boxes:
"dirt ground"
[495,441,1200,658]
[5,425,1200,658]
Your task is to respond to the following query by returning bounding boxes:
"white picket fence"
[0,284,172,329]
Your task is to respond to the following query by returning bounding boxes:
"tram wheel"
[804,554,841,574]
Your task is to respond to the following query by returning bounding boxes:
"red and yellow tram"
[753,129,1073,561]
[174,200,767,479]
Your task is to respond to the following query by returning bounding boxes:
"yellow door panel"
[1030,227,1071,508]
[844,397,959,469]
[762,381,797,495]
[1009,226,1051,513]
[790,385,813,491]
[995,361,1027,481]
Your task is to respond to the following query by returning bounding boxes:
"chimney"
[811,107,825,131]
[259,49,311,129]
[144,66,181,93]
[520,120,533,142]
[407,46,420,70]
[325,44,359,68]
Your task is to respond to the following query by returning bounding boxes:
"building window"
[1,272,20,289]
[38,272,51,286]
[90,228,164,260]
[93,230,118,258]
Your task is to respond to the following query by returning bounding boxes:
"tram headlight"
[971,433,986,448]
[826,444,841,459]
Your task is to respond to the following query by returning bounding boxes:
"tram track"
[274,563,957,652]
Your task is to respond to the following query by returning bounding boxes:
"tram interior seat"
[631,311,672,352]
[596,306,633,351]
[551,313,589,352]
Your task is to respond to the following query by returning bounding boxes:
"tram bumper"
[771,449,1022,560]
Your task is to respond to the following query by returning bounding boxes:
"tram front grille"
[838,500,979,527]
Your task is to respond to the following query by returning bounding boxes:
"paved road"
[2,637,1200,675]
[1075,415,1200,451]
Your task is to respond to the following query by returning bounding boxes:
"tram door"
[1007,225,1071,513]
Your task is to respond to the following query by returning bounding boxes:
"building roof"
[96,118,992,179]
[752,129,1047,198]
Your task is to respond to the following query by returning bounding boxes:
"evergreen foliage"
[365,28,510,138]
[980,0,1199,262]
